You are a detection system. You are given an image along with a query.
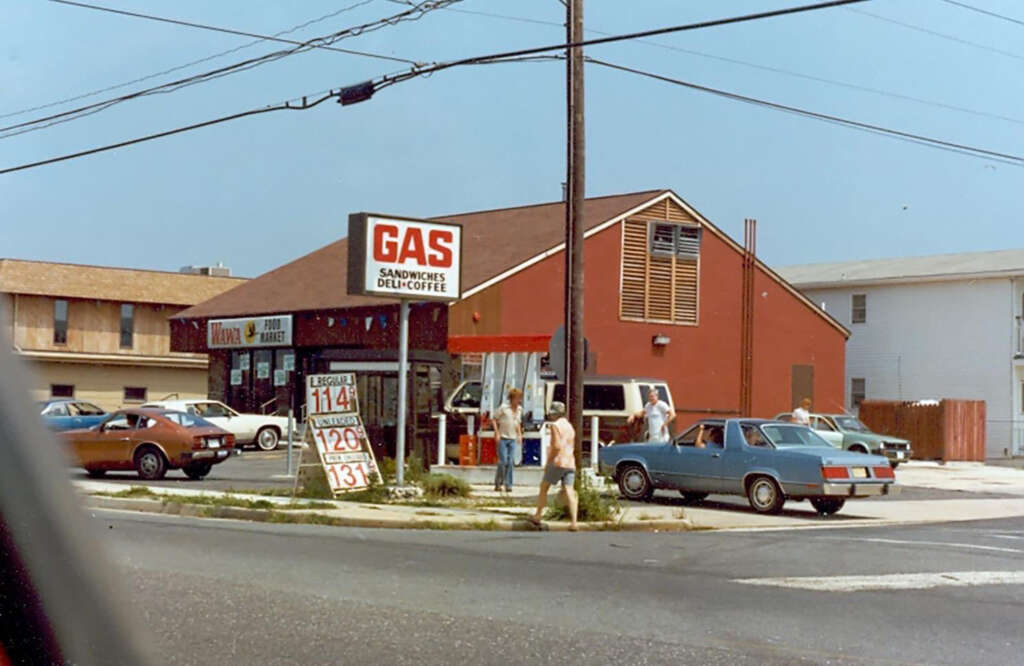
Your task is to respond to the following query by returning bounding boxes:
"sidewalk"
[894,460,1024,496]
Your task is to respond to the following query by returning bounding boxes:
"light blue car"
[598,418,899,516]
[38,399,108,432]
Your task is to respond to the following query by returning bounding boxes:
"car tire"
[183,463,212,480]
[746,476,784,514]
[256,426,280,451]
[810,498,845,516]
[890,461,900,469]
[617,464,653,501]
[85,467,106,478]
[849,444,869,454]
[679,491,709,505]
[134,446,167,481]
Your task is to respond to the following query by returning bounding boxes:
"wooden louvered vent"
[620,212,701,325]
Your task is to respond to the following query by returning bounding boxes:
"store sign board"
[207,315,292,349]
[347,213,462,302]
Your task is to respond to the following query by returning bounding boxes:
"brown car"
[61,408,236,480]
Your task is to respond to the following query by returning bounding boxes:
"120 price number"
[313,426,365,454]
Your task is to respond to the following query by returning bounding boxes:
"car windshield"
[834,416,872,433]
[760,424,834,448]
[163,411,215,428]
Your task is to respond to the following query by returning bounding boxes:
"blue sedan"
[598,418,899,515]
[39,399,108,431]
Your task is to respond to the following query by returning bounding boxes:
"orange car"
[60,407,236,480]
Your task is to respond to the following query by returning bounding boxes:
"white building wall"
[803,278,1015,458]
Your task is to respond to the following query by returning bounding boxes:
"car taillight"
[225,434,235,448]
[822,466,848,480]
[873,465,895,479]
[193,435,205,450]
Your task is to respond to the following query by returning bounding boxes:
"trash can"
[458,435,476,466]
[521,437,541,466]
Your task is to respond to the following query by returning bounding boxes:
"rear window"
[552,384,626,411]
[163,412,215,428]
[638,384,670,405]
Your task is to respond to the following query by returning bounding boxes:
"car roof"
[143,399,211,408]
[111,407,176,416]
[694,418,783,426]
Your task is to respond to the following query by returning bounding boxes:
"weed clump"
[420,473,472,498]
[544,473,619,523]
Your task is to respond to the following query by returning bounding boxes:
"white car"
[142,399,293,451]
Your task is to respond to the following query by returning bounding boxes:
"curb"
[83,496,695,532]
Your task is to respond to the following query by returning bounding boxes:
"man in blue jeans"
[491,388,523,492]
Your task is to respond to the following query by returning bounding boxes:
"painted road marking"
[733,571,1024,592]
[990,534,1024,540]
[818,536,1023,555]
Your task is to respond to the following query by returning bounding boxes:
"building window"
[851,293,867,324]
[53,299,68,344]
[621,218,700,324]
[50,384,74,398]
[123,386,147,403]
[851,377,866,409]
[120,303,134,349]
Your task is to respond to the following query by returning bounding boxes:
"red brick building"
[171,189,847,459]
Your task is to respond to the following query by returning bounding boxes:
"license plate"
[207,438,221,449]
[896,451,904,460]
[852,467,868,478]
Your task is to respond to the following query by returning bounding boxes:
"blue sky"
[2,0,1021,277]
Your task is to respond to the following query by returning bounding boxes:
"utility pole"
[565,0,585,476]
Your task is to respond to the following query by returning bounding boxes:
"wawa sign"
[347,213,462,302]
[207,315,292,349]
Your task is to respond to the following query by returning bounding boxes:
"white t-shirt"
[493,403,522,440]
[792,407,811,425]
[644,400,672,441]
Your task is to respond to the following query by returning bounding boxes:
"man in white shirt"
[491,389,523,492]
[792,397,812,426]
[628,389,674,442]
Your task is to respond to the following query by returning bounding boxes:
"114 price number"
[309,385,355,414]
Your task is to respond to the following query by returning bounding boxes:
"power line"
[0,0,458,138]
[50,0,418,64]
[1,2,397,121]
[417,2,1024,126]
[849,7,1024,60]
[939,0,1024,27]
[585,57,1023,167]
[376,0,872,90]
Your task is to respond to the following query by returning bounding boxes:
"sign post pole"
[395,298,410,486]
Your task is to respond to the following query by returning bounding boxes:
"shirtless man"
[528,401,579,531]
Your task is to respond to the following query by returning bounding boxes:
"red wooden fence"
[858,399,986,462]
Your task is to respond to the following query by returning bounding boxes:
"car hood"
[598,441,656,460]
[845,431,908,444]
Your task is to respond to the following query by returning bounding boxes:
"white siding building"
[778,249,1024,459]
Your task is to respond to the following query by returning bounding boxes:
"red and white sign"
[323,461,375,492]
[347,213,462,302]
[306,373,359,415]
[207,315,292,349]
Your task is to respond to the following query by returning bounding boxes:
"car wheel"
[679,491,709,505]
[746,476,784,514]
[810,498,845,516]
[85,467,106,478]
[134,447,167,481]
[890,461,900,469]
[617,464,652,501]
[256,426,280,451]
[183,463,212,480]
[849,444,869,454]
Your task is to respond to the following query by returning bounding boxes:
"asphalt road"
[88,509,1024,665]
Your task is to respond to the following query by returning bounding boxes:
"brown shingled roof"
[0,259,246,306]
[174,190,667,320]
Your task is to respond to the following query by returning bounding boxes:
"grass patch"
[104,486,158,498]
[420,473,472,499]
[544,473,620,523]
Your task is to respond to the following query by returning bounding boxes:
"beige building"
[1,259,245,410]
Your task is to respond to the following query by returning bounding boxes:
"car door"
[194,401,244,439]
[43,402,74,431]
[809,416,844,448]
[80,414,135,466]
[657,425,723,492]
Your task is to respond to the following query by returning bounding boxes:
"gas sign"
[347,213,462,302]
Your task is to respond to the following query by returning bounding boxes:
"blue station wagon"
[39,399,108,432]
[599,418,899,516]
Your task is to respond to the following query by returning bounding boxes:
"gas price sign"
[302,374,381,494]
[305,373,359,415]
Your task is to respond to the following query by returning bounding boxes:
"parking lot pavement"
[895,460,1024,496]
[69,449,299,491]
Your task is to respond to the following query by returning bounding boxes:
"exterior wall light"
[652,334,671,347]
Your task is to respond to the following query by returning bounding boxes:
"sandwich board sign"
[296,373,382,495]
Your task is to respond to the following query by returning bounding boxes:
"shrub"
[404,455,427,484]
[420,473,472,498]
[377,457,397,483]
[544,472,619,523]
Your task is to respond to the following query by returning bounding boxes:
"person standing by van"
[492,388,523,492]
[792,397,812,426]
[628,388,675,442]
[529,401,579,531]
